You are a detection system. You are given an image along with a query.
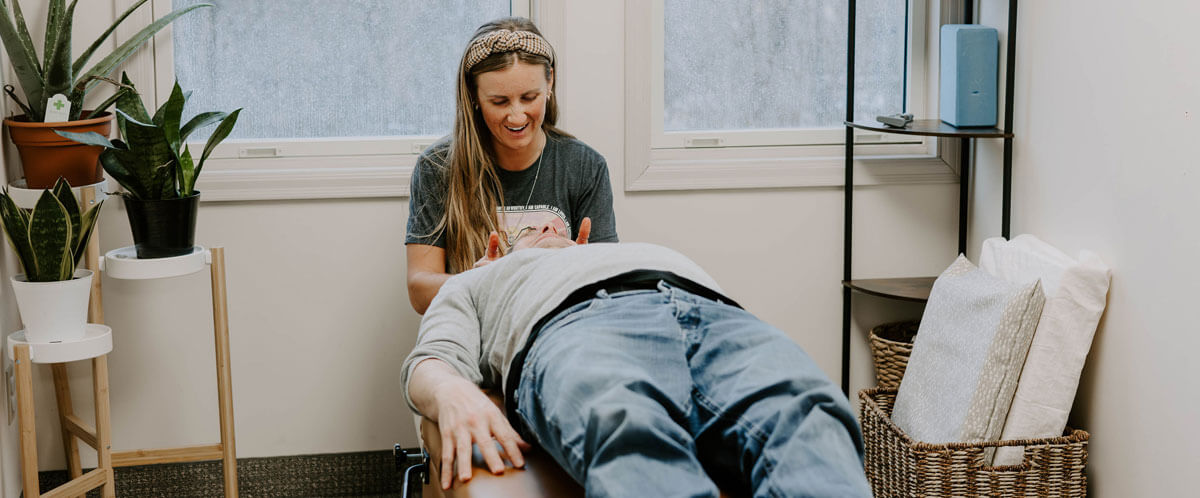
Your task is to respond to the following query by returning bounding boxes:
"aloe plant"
[0,0,211,122]
[57,74,241,199]
[0,178,103,282]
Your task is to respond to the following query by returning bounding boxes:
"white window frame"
[625,0,961,191]
[113,0,537,201]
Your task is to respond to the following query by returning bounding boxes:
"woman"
[406,17,618,314]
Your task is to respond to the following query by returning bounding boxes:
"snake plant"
[0,178,103,282]
[56,73,241,199]
[0,0,210,122]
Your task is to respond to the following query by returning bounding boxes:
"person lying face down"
[402,224,871,497]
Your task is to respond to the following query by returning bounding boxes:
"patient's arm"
[410,358,530,490]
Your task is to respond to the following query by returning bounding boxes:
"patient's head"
[511,222,576,251]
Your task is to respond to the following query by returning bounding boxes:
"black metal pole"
[1002,0,1019,238]
[958,0,975,255]
[901,1,909,113]
[841,0,857,396]
[958,138,970,254]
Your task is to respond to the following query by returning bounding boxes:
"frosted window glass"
[664,0,905,132]
[171,0,510,140]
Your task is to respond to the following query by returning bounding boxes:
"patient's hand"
[432,373,529,489]
[471,232,503,269]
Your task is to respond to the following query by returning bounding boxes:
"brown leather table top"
[420,414,583,498]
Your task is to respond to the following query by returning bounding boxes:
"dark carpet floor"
[36,450,413,497]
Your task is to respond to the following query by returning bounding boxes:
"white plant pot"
[11,270,92,343]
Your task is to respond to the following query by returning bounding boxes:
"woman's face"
[474,60,552,160]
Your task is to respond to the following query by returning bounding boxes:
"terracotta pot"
[4,111,114,189]
[124,192,201,259]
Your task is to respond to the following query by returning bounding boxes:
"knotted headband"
[465,29,554,70]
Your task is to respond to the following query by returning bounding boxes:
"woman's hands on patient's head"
[472,217,591,269]
[433,373,530,489]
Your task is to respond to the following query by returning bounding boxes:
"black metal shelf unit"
[840,0,1019,394]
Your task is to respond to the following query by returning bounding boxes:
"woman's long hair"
[438,17,570,273]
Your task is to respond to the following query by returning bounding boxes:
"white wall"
[970,1,1200,496]
[5,0,962,488]
[0,57,23,498]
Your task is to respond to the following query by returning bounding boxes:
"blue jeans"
[515,282,871,498]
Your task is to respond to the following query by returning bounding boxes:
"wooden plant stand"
[99,244,240,497]
[8,186,115,498]
[7,182,239,496]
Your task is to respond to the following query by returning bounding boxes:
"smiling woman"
[404,17,619,314]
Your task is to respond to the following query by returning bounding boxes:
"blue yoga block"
[940,24,999,128]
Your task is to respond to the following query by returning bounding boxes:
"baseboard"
[37,450,402,497]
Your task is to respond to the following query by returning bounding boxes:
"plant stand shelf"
[101,245,207,279]
[99,244,240,496]
[8,325,113,364]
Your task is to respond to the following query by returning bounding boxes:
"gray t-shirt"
[400,242,724,416]
[405,133,618,253]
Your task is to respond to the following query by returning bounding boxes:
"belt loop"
[656,279,671,294]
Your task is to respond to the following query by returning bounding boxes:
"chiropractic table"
[415,394,737,497]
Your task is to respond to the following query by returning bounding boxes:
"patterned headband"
[465,29,554,70]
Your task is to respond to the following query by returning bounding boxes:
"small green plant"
[57,74,241,199]
[0,178,103,282]
[0,0,210,122]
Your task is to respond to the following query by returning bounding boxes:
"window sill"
[625,142,959,192]
[626,154,958,191]
[188,147,957,201]
[192,155,414,202]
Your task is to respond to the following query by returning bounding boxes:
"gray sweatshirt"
[401,242,723,415]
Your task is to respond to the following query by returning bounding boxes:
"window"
[626,0,957,191]
[125,0,531,200]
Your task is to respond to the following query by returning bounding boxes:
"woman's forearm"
[407,270,451,314]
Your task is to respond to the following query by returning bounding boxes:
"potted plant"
[57,74,240,259]
[0,0,211,189]
[0,177,102,343]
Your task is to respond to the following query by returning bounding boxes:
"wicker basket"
[868,320,919,389]
[858,388,1089,497]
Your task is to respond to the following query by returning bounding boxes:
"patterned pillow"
[891,255,1045,445]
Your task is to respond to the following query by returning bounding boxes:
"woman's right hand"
[472,231,503,269]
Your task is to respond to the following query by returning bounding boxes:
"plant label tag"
[45,94,71,122]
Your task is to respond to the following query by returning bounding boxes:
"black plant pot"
[123,192,200,259]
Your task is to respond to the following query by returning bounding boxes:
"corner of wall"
[0,33,25,498]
